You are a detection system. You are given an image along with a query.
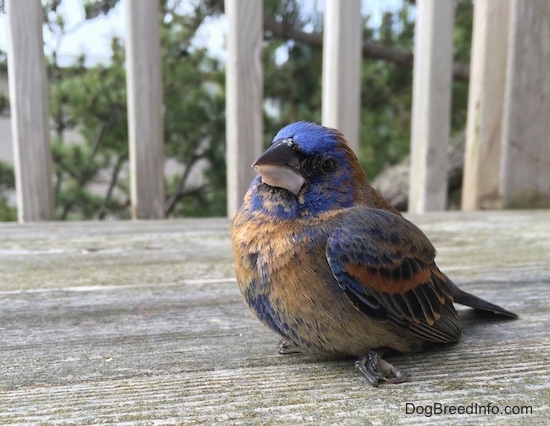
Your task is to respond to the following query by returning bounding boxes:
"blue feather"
[272,121,343,155]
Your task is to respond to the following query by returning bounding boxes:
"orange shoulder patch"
[345,263,432,294]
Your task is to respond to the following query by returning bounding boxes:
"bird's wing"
[326,207,461,344]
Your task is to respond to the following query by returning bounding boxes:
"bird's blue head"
[249,121,367,218]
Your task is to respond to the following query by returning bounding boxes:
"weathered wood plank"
[462,0,511,210]
[225,0,263,218]
[5,0,54,222]
[125,0,165,219]
[464,1,550,210]
[321,0,362,152]
[0,211,549,424]
[408,0,455,213]
[500,0,550,208]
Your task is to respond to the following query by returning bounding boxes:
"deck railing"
[5,0,550,222]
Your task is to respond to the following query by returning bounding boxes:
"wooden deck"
[1,210,549,425]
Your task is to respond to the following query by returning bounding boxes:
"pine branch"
[98,154,127,220]
[263,17,470,82]
[165,153,206,217]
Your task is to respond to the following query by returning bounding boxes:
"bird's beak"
[252,139,305,196]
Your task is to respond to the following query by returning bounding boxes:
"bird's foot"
[355,351,408,386]
[278,338,302,355]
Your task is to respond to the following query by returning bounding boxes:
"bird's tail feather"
[450,284,518,319]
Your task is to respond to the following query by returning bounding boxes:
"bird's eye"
[320,158,336,175]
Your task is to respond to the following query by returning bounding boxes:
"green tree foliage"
[46,0,226,219]
[160,1,226,217]
[0,0,473,220]
[0,161,16,221]
[49,36,129,219]
[263,0,324,139]
[358,5,417,178]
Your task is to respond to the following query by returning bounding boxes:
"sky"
[0,0,127,66]
[0,0,403,67]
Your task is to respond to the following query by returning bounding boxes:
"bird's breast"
[232,214,326,289]
[232,212,392,355]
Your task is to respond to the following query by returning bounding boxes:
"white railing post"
[322,0,362,152]
[126,0,165,219]
[225,0,263,218]
[6,0,54,222]
[408,0,455,213]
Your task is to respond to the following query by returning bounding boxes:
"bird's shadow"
[458,308,519,328]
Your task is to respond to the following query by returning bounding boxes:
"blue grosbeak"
[231,121,517,386]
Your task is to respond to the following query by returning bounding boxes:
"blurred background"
[0,0,474,220]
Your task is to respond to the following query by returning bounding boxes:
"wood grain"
[125,0,165,219]
[408,0,455,213]
[322,0,362,152]
[0,211,548,424]
[5,0,54,222]
[225,0,264,218]
[462,0,511,210]
[463,1,550,210]
[500,0,550,208]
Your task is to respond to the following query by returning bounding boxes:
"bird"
[231,121,517,386]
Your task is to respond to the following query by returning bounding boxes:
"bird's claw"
[355,351,408,386]
[278,338,302,355]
